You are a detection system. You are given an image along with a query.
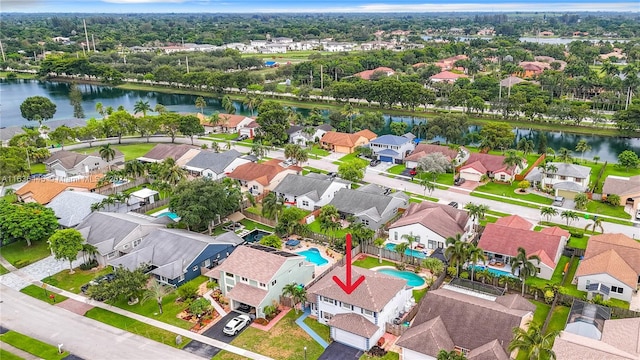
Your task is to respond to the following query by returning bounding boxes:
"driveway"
[202,311,249,344]
[317,342,363,360]
[182,340,221,358]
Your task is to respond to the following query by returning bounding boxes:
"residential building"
[328,185,409,230]
[539,31,555,36]
[603,175,640,211]
[429,71,469,83]
[206,244,314,318]
[217,114,255,134]
[184,150,252,179]
[288,124,333,146]
[271,37,294,44]
[238,120,260,139]
[307,266,413,351]
[323,42,355,52]
[434,55,468,71]
[517,61,550,77]
[499,76,525,88]
[227,159,302,195]
[368,134,416,164]
[525,162,591,199]
[46,191,108,228]
[320,130,377,154]
[137,144,199,163]
[477,216,569,280]
[396,288,535,360]
[75,212,166,266]
[388,202,473,252]
[110,228,242,287]
[259,44,287,54]
[353,67,395,80]
[459,152,524,183]
[15,175,104,205]
[44,149,124,178]
[272,174,350,211]
[574,233,640,303]
[405,144,469,169]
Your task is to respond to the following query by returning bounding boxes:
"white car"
[223,314,251,336]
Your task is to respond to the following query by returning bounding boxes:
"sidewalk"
[295,307,329,348]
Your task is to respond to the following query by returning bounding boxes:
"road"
[0,285,203,360]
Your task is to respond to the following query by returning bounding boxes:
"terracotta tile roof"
[354,129,378,141]
[540,226,571,238]
[212,245,304,284]
[389,202,469,239]
[460,153,516,175]
[307,266,407,312]
[327,313,379,338]
[576,249,638,288]
[405,144,460,163]
[581,234,640,278]
[494,215,532,230]
[220,114,252,128]
[226,282,269,307]
[396,316,454,356]
[601,317,640,355]
[478,223,564,268]
[320,131,367,148]
[354,67,395,80]
[430,71,468,81]
[16,175,104,204]
[227,159,299,185]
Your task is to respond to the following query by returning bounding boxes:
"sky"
[2,0,639,13]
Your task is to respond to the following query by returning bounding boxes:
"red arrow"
[333,233,365,294]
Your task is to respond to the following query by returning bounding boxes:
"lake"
[1,79,639,163]
[420,35,629,45]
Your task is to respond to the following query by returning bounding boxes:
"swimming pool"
[158,212,180,220]
[242,229,271,243]
[385,243,426,259]
[471,265,517,278]
[376,268,426,287]
[297,248,329,266]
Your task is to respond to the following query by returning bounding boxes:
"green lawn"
[585,200,630,219]
[0,331,68,360]
[563,257,580,286]
[308,219,349,239]
[413,288,428,303]
[353,255,396,269]
[207,133,238,141]
[240,219,275,232]
[529,300,551,328]
[479,215,499,226]
[547,306,570,333]
[486,210,511,217]
[387,165,405,175]
[338,153,369,166]
[43,267,114,294]
[20,284,69,303]
[560,284,587,299]
[0,264,8,275]
[29,163,46,174]
[0,348,24,360]
[111,290,192,329]
[213,310,324,360]
[124,183,170,200]
[567,236,589,250]
[303,317,331,342]
[361,351,400,360]
[587,161,640,193]
[0,240,52,268]
[471,192,544,210]
[526,255,568,288]
[474,182,553,205]
[308,145,330,157]
[85,308,188,348]
[0,71,38,79]
[74,143,156,161]
[608,297,630,309]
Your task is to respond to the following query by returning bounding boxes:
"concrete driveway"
[202,312,250,344]
[317,342,363,360]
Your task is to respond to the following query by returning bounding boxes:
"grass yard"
[0,240,52,268]
[308,145,330,157]
[111,291,192,329]
[43,267,113,294]
[0,348,24,360]
[387,165,405,175]
[546,306,570,333]
[85,308,188,348]
[0,330,68,360]
[361,351,400,360]
[214,310,324,360]
[567,235,589,249]
[585,200,630,219]
[560,284,587,299]
[608,297,630,309]
[413,288,428,303]
[303,317,331,343]
[529,300,551,328]
[479,215,499,226]
[240,219,275,232]
[29,163,46,174]
[0,71,38,79]
[588,161,640,193]
[20,284,69,303]
[338,153,369,166]
[308,219,349,239]
[471,192,543,210]
[74,143,156,161]
[486,210,510,217]
[353,255,396,269]
[0,264,8,275]
[474,182,553,205]
[206,133,239,141]
[563,257,580,286]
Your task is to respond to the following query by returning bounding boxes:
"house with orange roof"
[405,144,468,169]
[435,54,468,71]
[320,130,377,154]
[353,67,395,81]
[429,70,468,83]
[459,152,525,183]
[216,114,255,134]
[574,233,640,303]
[15,175,104,205]
[227,159,301,195]
[477,215,568,279]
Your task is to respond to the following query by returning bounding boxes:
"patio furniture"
[285,239,301,250]
[494,261,505,268]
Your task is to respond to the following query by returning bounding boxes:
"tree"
[425,113,469,145]
[154,104,167,114]
[341,104,360,133]
[222,95,235,114]
[133,100,151,117]
[575,140,591,163]
[318,205,340,244]
[560,210,578,226]
[48,229,84,273]
[261,192,285,222]
[282,283,307,314]
[395,242,409,265]
[557,148,573,163]
[179,115,204,145]
[417,152,451,180]
[420,177,435,196]
[210,141,220,153]
[479,122,515,151]
[540,207,558,222]
[195,96,206,114]
[445,234,468,278]
[142,278,173,315]
[255,101,289,145]
[159,113,182,143]
[275,207,308,237]
[373,237,386,264]
[96,102,106,119]
[136,116,160,142]
[466,243,486,283]
[510,247,541,296]
[347,222,374,247]
[422,257,445,276]
[49,125,76,150]
[20,96,57,125]
[99,143,116,162]
[87,266,147,303]
[401,232,419,265]
[508,324,558,360]
[104,110,135,144]
[69,83,84,119]
[585,217,605,234]
[0,201,59,247]
[437,349,467,360]
[259,234,282,249]
[517,139,535,156]
[503,150,525,173]
[518,180,531,192]
[390,121,408,136]
[574,193,589,211]
[250,141,267,159]
[618,150,640,171]
[605,194,621,207]
[284,144,308,165]
[338,159,366,182]
[537,133,548,155]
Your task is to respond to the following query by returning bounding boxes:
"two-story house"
[183,150,253,179]
[44,149,125,178]
[306,266,413,351]
[328,185,410,230]
[272,174,350,211]
[369,134,416,164]
[206,244,314,318]
[525,162,591,199]
[227,159,302,195]
[287,124,333,146]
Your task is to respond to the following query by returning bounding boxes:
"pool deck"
[295,241,339,278]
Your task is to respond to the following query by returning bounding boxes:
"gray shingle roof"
[46,191,107,228]
[370,134,410,146]
[526,162,590,181]
[272,174,334,201]
[328,187,407,220]
[185,149,243,173]
[328,313,379,338]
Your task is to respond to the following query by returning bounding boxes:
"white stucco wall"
[576,273,634,302]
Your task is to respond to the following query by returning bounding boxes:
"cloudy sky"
[2,0,639,13]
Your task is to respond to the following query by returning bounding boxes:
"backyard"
[0,240,52,268]
[308,219,349,240]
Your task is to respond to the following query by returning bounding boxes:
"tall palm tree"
[466,243,486,282]
[209,112,221,131]
[445,234,468,278]
[585,217,605,234]
[81,243,99,263]
[159,157,186,186]
[142,278,173,314]
[195,96,206,114]
[341,104,360,133]
[401,232,419,265]
[510,247,541,296]
[503,150,525,172]
[243,95,259,116]
[508,324,559,360]
[133,100,151,117]
[210,141,220,153]
[99,143,116,162]
[560,210,578,226]
[250,141,267,159]
[222,95,235,114]
[540,206,558,222]
[574,140,591,164]
[374,237,386,264]
[420,177,435,196]
[395,242,409,265]
[261,192,284,222]
[124,160,146,179]
[557,147,573,163]
[282,283,307,314]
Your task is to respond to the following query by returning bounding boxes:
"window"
[133,239,141,247]
[341,302,352,310]
[536,268,541,273]
[271,280,277,286]
[362,219,369,226]
[611,286,624,294]
[500,174,506,181]
[322,312,333,321]
[546,174,554,179]
[362,309,374,316]
[192,265,199,272]
[322,296,335,305]
[225,272,234,279]
[559,175,567,180]
[259,282,267,289]
[428,240,437,250]
[394,232,398,240]
[302,200,309,207]
[178,274,184,282]
[107,251,117,259]
[575,178,584,182]
[241,276,249,282]
[123,244,130,250]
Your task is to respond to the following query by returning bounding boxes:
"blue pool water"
[471,265,517,278]
[377,268,426,287]
[297,248,329,266]
[385,243,426,259]
[158,212,180,220]
[242,229,271,243]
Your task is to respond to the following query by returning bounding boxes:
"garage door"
[333,328,368,351]
[379,156,394,163]
[460,171,482,182]
[557,189,578,200]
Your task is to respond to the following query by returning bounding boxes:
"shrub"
[422,258,444,276]
[544,289,555,304]
[447,266,457,277]
[263,304,277,319]
[605,194,621,207]
[460,271,470,279]
[189,297,212,317]
[206,280,218,290]
[574,193,589,210]
[259,234,282,249]
[517,180,530,192]
[569,230,584,238]
[177,282,199,302]
[79,259,98,270]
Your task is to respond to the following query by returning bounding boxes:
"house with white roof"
[272,173,350,210]
[369,134,416,164]
[287,124,333,146]
[46,191,108,228]
[525,162,591,199]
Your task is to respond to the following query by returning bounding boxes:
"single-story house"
[602,175,640,211]
[272,173,350,211]
[396,288,535,360]
[44,149,124,178]
[320,130,377,154]
[218,114,255,134]
[327,185,409,230]
[552,317,640,359]
[15,175,104,205]
[183,149,252,179]
[227,159,302,195]
[575,233,640,303]
[110,228,242,287]
[525,162,591,199]
[288,124,333,146]
[405,144,469,169]
[307,265,412,351]
[459,153,525,183]
[206,244,314,318]
[46,191,108,228]
[369,134,416,164]
[388,202,473,252]
[429,71,468,83]
[137,144,199,164]
[353,67,395,80]
[477,215,568,280]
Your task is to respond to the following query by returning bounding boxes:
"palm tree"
[318,205,340,245]
[341,104,360,133]
[261,192,284,222]
[374,237,386,264]
[209,112,221,132]
[81,243,98,263]
[574,140,591,163]
[210,141,220,153]
[537,163,558,188]
[99,143,116,162]
[195,96,206,114]
[476,268,491,284]
[503,150,525,173]
[159,157,186,186]
[133,100,151,117]
[284,144,308,165]
[420,177,435,196]
[250,141,267,159]
[401,232,419,265]
[142,278,173,314]
[95,102,106,119]
[557,147,573,163]
[560,210,578,226]
[517,139,535,156]
[395,242,409,265]
[466,243,486,282]
[585,217,605,234]
[445,234,468,278]
[510,247,541,296]
[508,324,559,360]
[124,160,146,179]
[243,95,259,116]
[282,283,307,314]
[540,206,558,222]
[222,95,235,114]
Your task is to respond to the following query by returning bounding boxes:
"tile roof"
[212,245,304,284]
[478,223,565,268]
[370,134,410,146]
[389,202,469,239]
[227,282,269,307]
[494,215,532,230]
[601,317,640,355]
[138,144,198,162]
[354,129,377,141]
[320,131,366,148]
[16,175,104,204]
[405,144,460,163]
[581,233,640,277]
[185,149,243,173]
[354,67,395,80]
[220,114,252,128]
[540,226,571,238]
[227,159,300,185]
[46,191,107,227]
[307,266,407,312]
[327,313,380,338]
[576,249,638,288]
[430,71,468,81]
[467,340,509,360]
[396,316,454,355]
[603,175,640,197]
[552,329,638,359]
[460,153,515,175]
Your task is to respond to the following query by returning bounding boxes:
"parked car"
[235,134,248,141]
[453,177,466,186]
[370,159,381,167]
[409,168,417,176]
[552,196,565,207]
[448,201,459,209]
[80,273,116,293]
[326,172,337,179]
[383,187,392,195]
[635,208,640,220]
[223,314,251,336]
